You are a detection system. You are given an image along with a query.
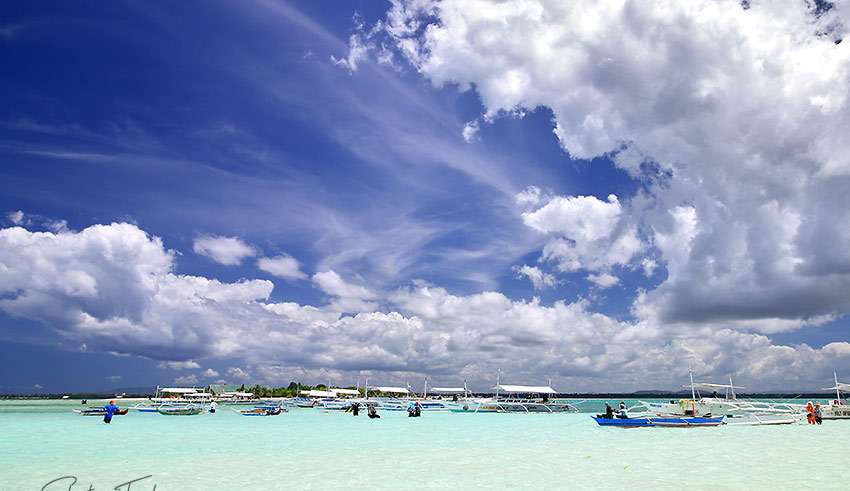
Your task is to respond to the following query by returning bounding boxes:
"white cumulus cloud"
[174,374,198,386]
[193,234,256,266]
[2,219,849,390]
[461,119,479,142]
[5,210,24,225]
[313,270,378,312]
[514,265,556,290]
[587,273,619,289]
[158,360,200,370]
[522,193,642,273]
[375,0,850,331]
[257,254,308,280]
[227,367,251,381]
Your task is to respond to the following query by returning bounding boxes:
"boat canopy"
[372,386,410,394]
[430,387,466,393]
[823,383,850,391]
[688,383,744,390]
[159,387,200,394]
[495,384,557,394]
[221,392,254,397]
[330,388,360,396]
[300,390,336,398]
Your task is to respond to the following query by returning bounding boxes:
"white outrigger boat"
[639,372,801,426]
[821,372,850,420]
[132,386,212,413]
[297,388,362,410]
[448,372,578,414]
[156,404,205,416]
[313,388,364,410]
[462,384,578,413]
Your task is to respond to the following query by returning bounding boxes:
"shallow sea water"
[0,399,845,490]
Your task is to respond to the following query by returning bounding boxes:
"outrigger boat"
[361,384,455,412]
[133,386,212,412]
[313,388,363,410]
[73,407,128,416]
[822,371,850,420]
[234,406,283,416]
[156,404,204,415]
[296,389,341,408]
[452,376,578,413]
[639,371,801,426]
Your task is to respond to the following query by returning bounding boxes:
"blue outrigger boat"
[592,415,725,428]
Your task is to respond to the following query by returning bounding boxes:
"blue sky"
[2,0,850,393]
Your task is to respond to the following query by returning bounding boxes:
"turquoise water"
[1,399,846,490]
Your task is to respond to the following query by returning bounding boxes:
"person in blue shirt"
[103,400,120,424]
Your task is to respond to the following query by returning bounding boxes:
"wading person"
[103,400,120,424]
[815,403,823,425]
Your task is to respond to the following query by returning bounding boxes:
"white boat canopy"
[689,383,745,390]
[495,385,557,394]
[330,388,360,396]
[430,387,466,393]
[823,383,850,391]
[372,386,410,394]
[221,392,255,397]
[159,387,200,394]
[300,390,336,398]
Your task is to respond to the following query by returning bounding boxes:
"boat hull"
[157,407,204,416]
[823,403,850,419]
[74,408,128,416]
[650,416,725,427]
[592,416,653,427]
[592,416,725,427]
[235,407,283,416]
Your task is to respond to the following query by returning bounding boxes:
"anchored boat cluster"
[73,371,850,427]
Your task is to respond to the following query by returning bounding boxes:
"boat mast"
[495,369,501,399]
[364,377,369,400]
[835,371,841,404]
[729,374,736,400]
[463,379,469,398]
[423,376,428,399]
[689,368,696,401]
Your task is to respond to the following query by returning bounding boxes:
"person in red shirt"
[805,402,815,424]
